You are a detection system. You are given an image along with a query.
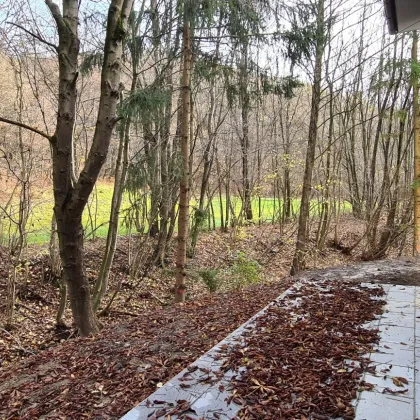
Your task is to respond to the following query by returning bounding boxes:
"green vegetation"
[1,182,352,245]
[199,269,219,292]
[199,251,262,292]
[224,251,262,289]
[8,182,132,244]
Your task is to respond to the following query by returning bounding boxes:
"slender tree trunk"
[49,214,67,326]
[239,42,253,221]
[216,155,225,230]
[291,0,325,275]
[93,113,131,310]
[316,82,334,251]
[284,166,292,220]
[413,31,420,256]
[175,18,192,303]
[189,73,218,254]
[5,62,30,328]
[145,126,160,236]
[155,4,180,265]
[56,275,68,327]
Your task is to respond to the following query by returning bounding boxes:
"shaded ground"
[0,282,293,419]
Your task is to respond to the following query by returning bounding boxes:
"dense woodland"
[0,0,417,341]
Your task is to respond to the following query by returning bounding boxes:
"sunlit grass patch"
[1,181,352,245]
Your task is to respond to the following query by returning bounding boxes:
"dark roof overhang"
[384,0,398,35]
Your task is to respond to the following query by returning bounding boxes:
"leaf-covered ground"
[0,281,292,419]
[0,218,413,418]
[0,219,368,370]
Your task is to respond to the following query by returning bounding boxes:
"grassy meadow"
[0,181,351,245]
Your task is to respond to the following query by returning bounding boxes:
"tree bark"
[291,0,325,275]
[413,31,420,256]
[46,0,133,336]
[93,114,131,311]
[239,42,253,221]
[175,18,192,303]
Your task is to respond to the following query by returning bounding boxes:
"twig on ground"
[0,327,35,355]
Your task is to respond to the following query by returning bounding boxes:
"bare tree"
[1,0,134,335]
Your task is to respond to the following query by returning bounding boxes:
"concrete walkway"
[354,283,419,420]
[121,281,420,420]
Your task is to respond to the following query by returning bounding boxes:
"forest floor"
[0,216,417,418]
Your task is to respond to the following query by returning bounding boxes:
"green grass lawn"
[199,195,351,229]
[23,182,132,244]
[0,182,352,245]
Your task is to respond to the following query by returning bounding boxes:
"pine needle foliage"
[80,52,104,76]
[118,86,171,124]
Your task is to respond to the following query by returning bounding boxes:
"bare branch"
[0,116,51,141]
[6,22,58,51]
[45,0,66,33]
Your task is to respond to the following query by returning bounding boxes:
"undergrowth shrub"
[226,251,261,289]
[199,252,262,292]
[199,269,219,292]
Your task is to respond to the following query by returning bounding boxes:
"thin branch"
[0,116,51,141]
[6,22,58,51]
[194,31,282,41]
[0,327,35,355]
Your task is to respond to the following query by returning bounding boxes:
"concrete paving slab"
[378,325,415,344]
[370,349,415,367]
[356,393,414,419]
[389,285,416,294]
[190,388,241,418]
[373,340,415,354]
[361,373,413,398]
[362,320,381,330]
[387,291,416,302]
[415,385,420,419]
[371,363,416,382]
[354,283,418,419]
[383,300,415,314]
[381,312,415,328]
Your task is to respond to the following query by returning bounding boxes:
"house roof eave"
[384,0,398,34]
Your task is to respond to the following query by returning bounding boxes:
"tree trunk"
[239,42,253,221]
[93,113,131,311]
[56,275,68,327]
[413,31,420,256]
[291,0,325,275]
[49,214,67,326]
[175,18,192,303]
[316,82,334,251]
[46,0,133,336]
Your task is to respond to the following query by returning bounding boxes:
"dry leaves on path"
[220,281,385,419]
